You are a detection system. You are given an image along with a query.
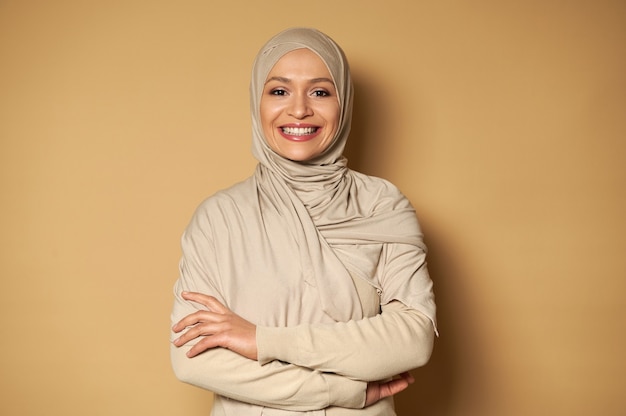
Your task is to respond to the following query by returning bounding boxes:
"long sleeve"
[256,242,436,381]
[171,341,365,410]
[256,301,435,381]
[170,207,367,410]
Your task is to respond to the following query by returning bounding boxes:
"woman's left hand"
[172,292,258,360]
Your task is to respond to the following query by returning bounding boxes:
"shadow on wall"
[346,76,463,415]
[344,76,391,178]
[395,224,459,416]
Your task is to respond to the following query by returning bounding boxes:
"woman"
[170,27,437,415]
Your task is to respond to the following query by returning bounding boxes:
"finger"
[173,320,226,347]
[172,310,220,332]
[181,291,215,308]
[186,334,225,357]
[173,327,201,347]
[398,371,415,384]
[379,377,410,399]
[391,378,410,394]
[181,292,231,315]
[173,323,206,346]
[172,310,205,332]
[183,292,229,314]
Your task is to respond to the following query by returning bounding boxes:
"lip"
[278,124,321,142]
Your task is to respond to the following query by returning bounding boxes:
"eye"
[269,88,288,96]
[312,89,330,97]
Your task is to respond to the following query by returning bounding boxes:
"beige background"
[1,1,625,415]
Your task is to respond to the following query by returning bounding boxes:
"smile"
[281,126,319,136]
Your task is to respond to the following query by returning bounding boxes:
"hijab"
[243,28,434,324]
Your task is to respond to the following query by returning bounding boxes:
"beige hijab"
[245,28,434,324]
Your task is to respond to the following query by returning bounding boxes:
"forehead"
[266,48,333,79]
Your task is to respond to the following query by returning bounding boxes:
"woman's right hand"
[365,372,414,407]
[172,292,258,360]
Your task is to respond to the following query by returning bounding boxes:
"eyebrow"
[265,76,335,85]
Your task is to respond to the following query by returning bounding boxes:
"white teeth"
[282,126,317,136]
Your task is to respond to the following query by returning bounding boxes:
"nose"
[287,93,313,119]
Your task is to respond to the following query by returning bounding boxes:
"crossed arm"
[172,291,434,409]
[171,217,435,410]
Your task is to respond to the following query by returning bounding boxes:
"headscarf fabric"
[243,28,434,323]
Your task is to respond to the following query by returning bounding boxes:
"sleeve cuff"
[256,325,297,366]
[323,372,367,408]
[257,326,366,408]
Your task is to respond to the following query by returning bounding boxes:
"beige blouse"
[170,176,436,416]
[170,27,437,416]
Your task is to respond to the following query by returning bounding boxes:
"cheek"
[259,106,273,134]
[260,99,281,129]
[326,107,341,134]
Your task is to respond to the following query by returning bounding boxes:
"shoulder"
[185,176,256,233]
[194,176,255,213]
[349,170,403,194]
[348,170,414,211]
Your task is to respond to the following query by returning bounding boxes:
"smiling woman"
[260,48,340,161]
[170,27,436,416]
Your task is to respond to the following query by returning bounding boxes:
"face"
[260,48,340,162]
